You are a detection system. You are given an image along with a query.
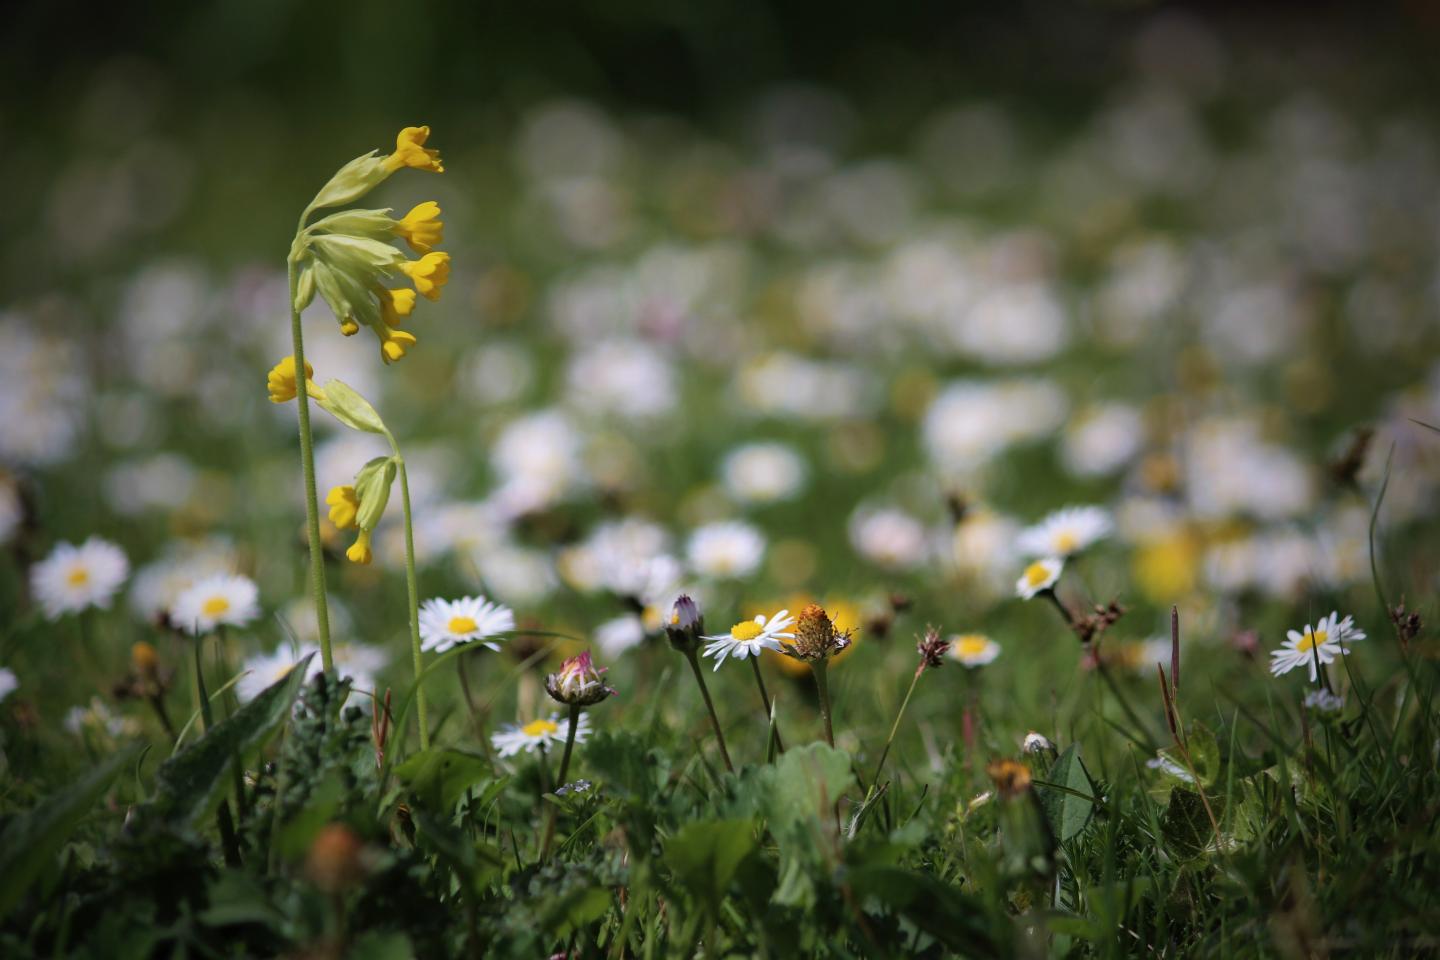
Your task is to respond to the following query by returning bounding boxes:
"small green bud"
[354,456,397,532]
[318,379,388,435]
[308,153,389,211]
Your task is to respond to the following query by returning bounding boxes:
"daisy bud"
[1021,732,1058,772]
[545,651,617,707]
[665,595,704,653]
[304,824,366,894]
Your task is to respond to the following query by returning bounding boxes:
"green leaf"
[0,745,137,917]
[393,748,493,813]
[540,884,612,938]
[1038,745,1096,843]
[1161,787,1213,859]
[846,865,1001,957]
[665,818,757,911]
[150,653,313,829]
[349,932,415,960]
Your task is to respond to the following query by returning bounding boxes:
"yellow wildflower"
[325,485,360,529]
[379,328,418,364]
[346,528,374,565]
[399,252,451,301]
[376,286,417,327]
[382,126,444,174]
[394,201,443,254]
[267,356,325,404]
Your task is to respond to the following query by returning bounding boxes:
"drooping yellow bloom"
[394,202,443,254]
[382,126,444,174]
[325,485,360,529]
[379,328,418,364]
[267,356,326,404]
[399,252,451,301]
[376,286,417,327]
[346,528,374,565]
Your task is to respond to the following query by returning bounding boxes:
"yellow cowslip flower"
[325,485,360,529]
[346,529,374,565]
[382,126,443,174]
[380,327,418,364]
[376,286,417,327]
[394,201,443,254]
[267,356,326,404]
[399,252,451,301]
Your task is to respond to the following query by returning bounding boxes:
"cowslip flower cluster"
[291,126,450,363]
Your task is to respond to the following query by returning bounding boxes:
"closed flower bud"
[665,595,704,653]
[307,153,389,211]
[545,651,617,706]
[353,457,397,532]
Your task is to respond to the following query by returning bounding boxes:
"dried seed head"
[916,626,948,672]
[788,603,850,662]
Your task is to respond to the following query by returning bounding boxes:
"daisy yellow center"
[521,719,559,737]
[1055,531,1078,553]
[1024,562,1052,587]
[448,615,478,634]
[956,635,989,657]
[67,566,90,586]
[731,621,764,642]
[1297,628,1327,653]
[202,597,230,617]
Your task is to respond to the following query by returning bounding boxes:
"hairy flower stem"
[749,658,785,755]
[539,705,582,862]
[871,665,924,789]
[810,660,835,748]
[191,640,241,866]
[391,445,429,750]
[683,651,734,772]
[287,229,332,671]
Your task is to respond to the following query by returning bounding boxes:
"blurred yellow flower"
[1132,531,1200,602]
[325,485,360,530]
[400,252,451,301]
[394,202,444,254]
[382,125,444,174]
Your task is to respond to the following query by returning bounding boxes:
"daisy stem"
[557,703,581,786]
[391,446,430,751]
[287,232,332,672]
[191,639,241,866]
[810,659,835,749]
[871,665,924,789]
[683,651,734,773]
[749,658,785,755]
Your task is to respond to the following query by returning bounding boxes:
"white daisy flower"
[701,609,794,670]
[64,697,139,739]
[29,537,130,619]
[171,574,260,635]
[0,667,17,702]
[949,633,1001,668]
[234,642,385,703]
[686,521,766,579]
[235,645,318,703]
[1017,506,1112,558]
[492,712,591,758]
[1269,611,1365,682]
[721,442,808,504]
[418,595,515,654]
[1015,558,1064,599]
[848,506,931,572]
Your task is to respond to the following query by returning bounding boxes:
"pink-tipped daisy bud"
[545,651,617,707]
[665,595,704,653]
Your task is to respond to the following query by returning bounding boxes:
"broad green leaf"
[846,865,1001,957]
[665,818,757,910]
[540,884,612,937]
[1038,745,1096,843]
[393,747,493,813]
[150,653,313,829]
[0,745,137,917]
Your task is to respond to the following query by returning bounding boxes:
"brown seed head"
[305,824,365,894]
[916,626,948,672]
[986,758,1033,799]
